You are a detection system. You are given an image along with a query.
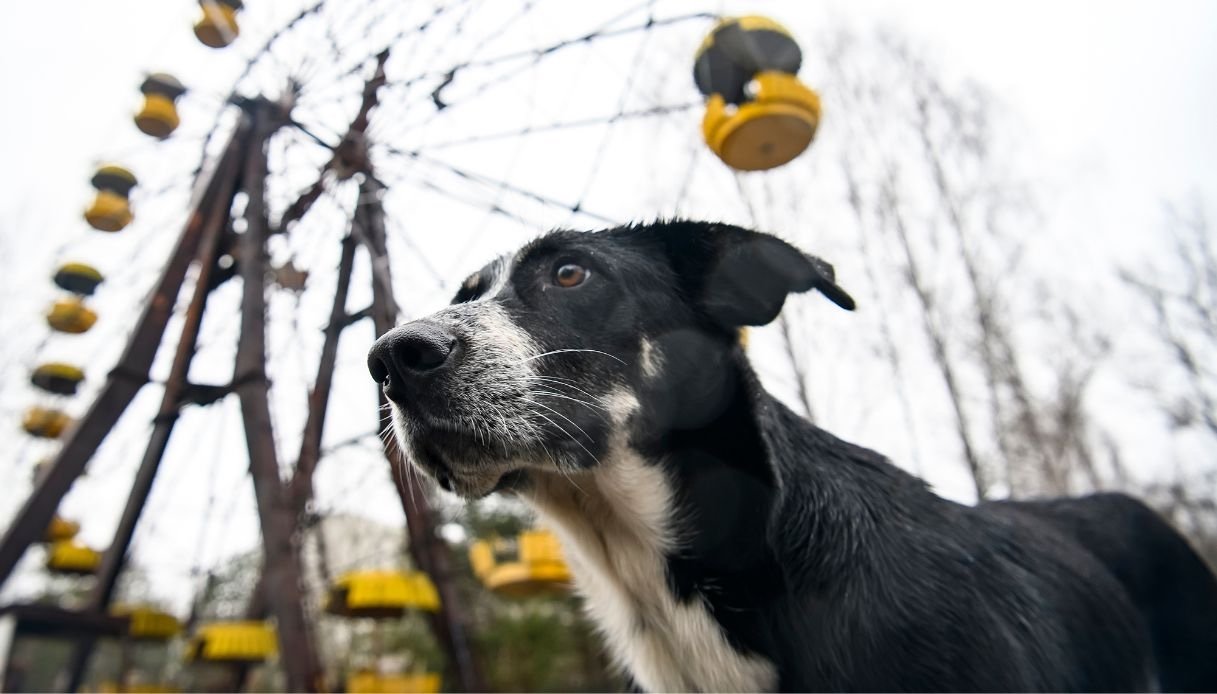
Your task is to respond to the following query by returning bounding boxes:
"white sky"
[1,1,1214,615]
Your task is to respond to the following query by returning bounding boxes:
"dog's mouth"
[417,438,525,497]
[392,408,535,499]
[385,373,612,498]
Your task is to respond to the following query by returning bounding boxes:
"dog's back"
[762,406,1160,691]
[989,493,1217,691]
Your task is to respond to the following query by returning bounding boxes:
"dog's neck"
[523,425,780,692]
[519,377,780,691]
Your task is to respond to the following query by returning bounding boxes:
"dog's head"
[367,220,853,498]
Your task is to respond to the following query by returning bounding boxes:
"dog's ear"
[653,221,855,328]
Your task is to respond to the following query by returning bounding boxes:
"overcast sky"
[1,0,1214,615]
[3,1,1215,261]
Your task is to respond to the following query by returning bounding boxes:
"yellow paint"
[469,529,573,598]
[44,515,80,543]
[23,407,73,439]
[84,191,133,232]
[135,94,180,140]
[194,2,240,48]
[702,72,821,171]
[47,297,98,334]
[46,540,100,575]
[186,621,277,663]
[31,362,85,395]
[111,605,183,640]
[347,672,441,694]
[326,569,440,617]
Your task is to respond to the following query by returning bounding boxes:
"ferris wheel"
[0,2,826,691]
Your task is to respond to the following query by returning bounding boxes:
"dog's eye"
[554,263,589,288]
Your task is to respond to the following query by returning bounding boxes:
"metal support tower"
[355,175,486,693]
[61,102,255,694]
[1,98,324,692]
[1,48,485,693]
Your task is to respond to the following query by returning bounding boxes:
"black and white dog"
[368,220,1217,692]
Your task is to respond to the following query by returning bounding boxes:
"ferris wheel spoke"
[562,4,659,226]
[392,103,694,152]
[376,145,619,225]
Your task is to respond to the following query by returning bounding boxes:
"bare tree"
[1122,201,1217,439]
[1121,199,1217,563]
[814,28,1117,500]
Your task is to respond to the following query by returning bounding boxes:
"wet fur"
[371,220,1217,692]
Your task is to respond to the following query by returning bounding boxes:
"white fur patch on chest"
[525,392,776,692]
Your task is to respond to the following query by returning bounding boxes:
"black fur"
[370,220,1217,691]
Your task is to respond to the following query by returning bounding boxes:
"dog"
[367,220,1217,691]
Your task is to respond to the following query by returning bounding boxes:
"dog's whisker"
[526,408,597,491]
[523,398,597,444]
[404,448,418,501]
[514,348,628,365]
[525,376,606,403]
[378,418,422,504]
[526,374,580,383]
[528,431,580,494]
[530,389,610,414]
[535,437,556,469]
[554,457,588,497]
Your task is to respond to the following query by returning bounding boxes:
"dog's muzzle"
[368,320,507,496]
[367,311,548,498]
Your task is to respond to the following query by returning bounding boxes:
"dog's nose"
[368,322,458,399]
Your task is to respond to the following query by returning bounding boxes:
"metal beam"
[289,233,358,512]
[0,114,252,590]
[224,231,358,693]
[275,50,389,234]
[61,113,253,694]
[356,175,486,693]
[229,53,395,692]
[233,98,323,693]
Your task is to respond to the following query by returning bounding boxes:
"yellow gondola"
[693,16,820,171]
[22,407,73,439]
[194,0,243,48]
[185,621,277,663]
[110,605,183,641]
[45,514,81,543]
[85,191,134,232]
[135,74,186,140]
[85,165,137,231]
[31,363,86,396]
[347,672,441,694]
[326,570,440,618]
[47,297,98,334]
[46,540,101,575]
[53,263,105,295]
[468,529,573,598]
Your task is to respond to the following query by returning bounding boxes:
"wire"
[374,145,619,225]
[418,102,698,152]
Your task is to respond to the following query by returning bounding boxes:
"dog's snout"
[395,323,458,372]
[368,322,458,399]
